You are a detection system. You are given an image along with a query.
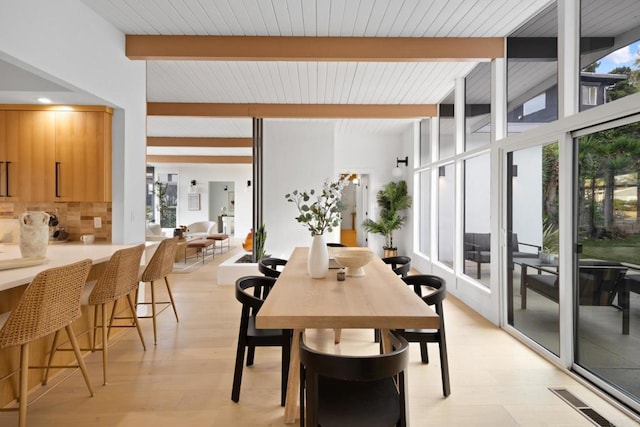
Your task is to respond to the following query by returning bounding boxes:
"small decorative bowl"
[333,249,374,277]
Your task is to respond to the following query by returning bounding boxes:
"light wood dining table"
[255,247,440,424]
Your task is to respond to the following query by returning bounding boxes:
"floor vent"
[549,387,615,427]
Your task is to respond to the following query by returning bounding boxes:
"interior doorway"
[209,181,235,235]
[339,174,369,247]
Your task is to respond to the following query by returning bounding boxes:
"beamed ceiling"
[13,0,620,165]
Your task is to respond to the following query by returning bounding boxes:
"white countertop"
[0,242,157,292]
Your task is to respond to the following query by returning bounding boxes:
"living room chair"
[299,329,409,427]
[232,276,291,406]
[258,257,288,278]
[396,274,450,397]
[138,237,180,344]
[0,259,94,427]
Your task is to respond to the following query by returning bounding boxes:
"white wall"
[0,0,147,244]
[263,121,336,259]
[152,164,252,238]
[334,129,411,256]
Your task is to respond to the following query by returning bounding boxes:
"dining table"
[255,247,440,424]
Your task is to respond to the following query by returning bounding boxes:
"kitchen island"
[0,242,157,407]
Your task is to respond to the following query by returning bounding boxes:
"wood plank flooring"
[1,243,638,426]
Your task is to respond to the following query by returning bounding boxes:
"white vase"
[307,234,329,279]
[19,211,50,258]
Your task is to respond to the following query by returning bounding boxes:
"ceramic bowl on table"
[333,249,374,277]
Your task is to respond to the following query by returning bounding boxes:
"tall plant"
[362,180,412,250]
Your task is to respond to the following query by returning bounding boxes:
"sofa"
[186,221,217,239]
[464,232,540,279]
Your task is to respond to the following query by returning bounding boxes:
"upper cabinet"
[0,106,112,202]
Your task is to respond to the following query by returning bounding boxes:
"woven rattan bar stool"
[0,259,94,427]
[44,244,147,386]
[138,238,180,345]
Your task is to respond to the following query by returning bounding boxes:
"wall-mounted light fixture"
[512,165,518,177]
[247,180,252,188]
[224,185,228,191]
[439,166,446,177]
[392,156,408,178]
[189,179,197,192]
[246,180,252,193]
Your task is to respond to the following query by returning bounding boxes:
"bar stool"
[138,238,180,344]
[45,244,147,386]
[0,259,94,427]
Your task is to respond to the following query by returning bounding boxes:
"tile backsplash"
[0,202,111,243]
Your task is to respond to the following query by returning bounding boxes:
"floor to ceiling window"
[463,153,491,286]
[574,118,640,405]
[437,163,454,269]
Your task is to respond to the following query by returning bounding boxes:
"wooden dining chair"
[232,275,291,406]
[299,330,409,427]
[396,274,450,397]
[258,257,288,279]
[0,259,94,427]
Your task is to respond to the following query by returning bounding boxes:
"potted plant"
[540,219,559,263]
[285,177,349,278]
[362,180,412,257]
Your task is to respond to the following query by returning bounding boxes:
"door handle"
[5,161,10,197]
[55,161,61,197]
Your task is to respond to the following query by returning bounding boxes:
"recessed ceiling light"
[37,97,52,104]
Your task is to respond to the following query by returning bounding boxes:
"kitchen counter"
[0,242,157,292]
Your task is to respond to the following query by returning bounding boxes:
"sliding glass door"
[507,142,560,356]
[574,120,640,405]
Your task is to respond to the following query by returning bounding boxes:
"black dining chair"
[382,256,412,278]
[299,330,409,427]
[375,256,413,343]
[326,243,346,247]
[396,274,450,397]
[258,257,288,279]
[231,275,291,406]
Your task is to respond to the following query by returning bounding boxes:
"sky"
[596,41,640,73]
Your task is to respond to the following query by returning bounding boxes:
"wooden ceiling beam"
[147,103,436,118]
[146,155,252,164]
[126,35,504,61]
[147,137,252,148]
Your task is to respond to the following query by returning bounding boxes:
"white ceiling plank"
[315,0,331,36]
[255,1,282,36]
[352,0,376,36]
[285,0,305,35]
[362,0,391,36]
[375,0,407,36]
[327,0,347,36]
[301,0,317,36]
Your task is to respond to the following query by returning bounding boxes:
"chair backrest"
[89,244,145,305]
[235,275,277,314]
[382,256,411,277]
[0,259,92,349]
[402,274,446,312]
[300,330,409,382]
[578,265,627,306]
[258,257,288,278]
[141,238,178,282]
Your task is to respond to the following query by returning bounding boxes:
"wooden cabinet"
[2,110,56,202]
[0,106,112,202]
[55,111,112,202]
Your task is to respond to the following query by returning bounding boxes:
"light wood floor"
[2,243,639,426]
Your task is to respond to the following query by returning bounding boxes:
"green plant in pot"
[541,219,559,263]
[362,180,412,257]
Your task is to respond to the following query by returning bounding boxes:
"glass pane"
[419,169,431,257]
[437,163,454,268]
[465,63,491,151]
[463,153,491,287]
[419,118,431,166]
[508,143,559,356]
[439,94,455,159]
[507,3,558,135]
[575,121,640,403]
[580,0,640,111]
